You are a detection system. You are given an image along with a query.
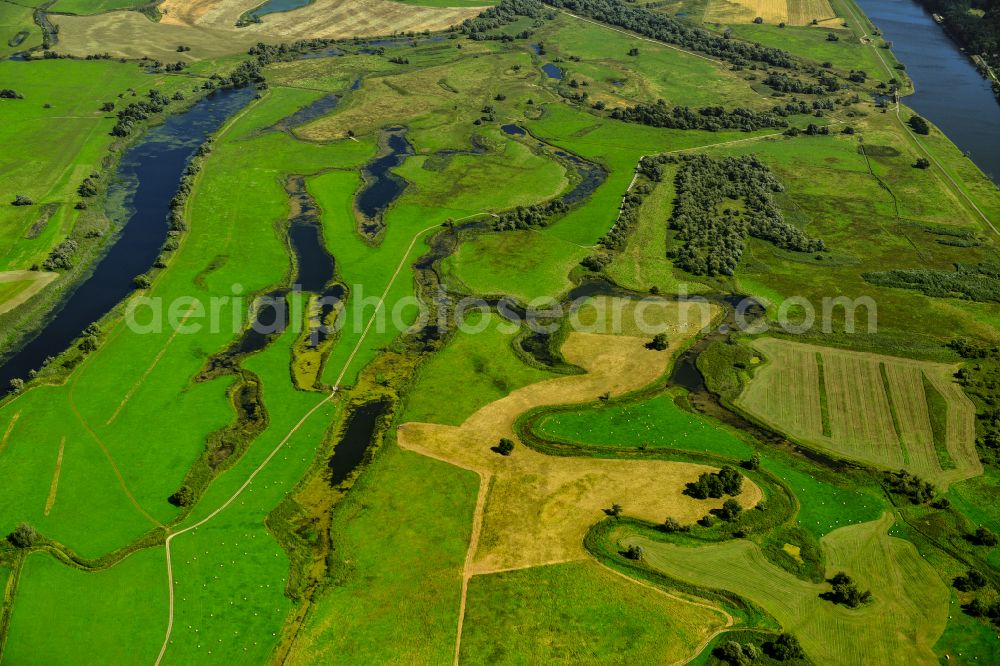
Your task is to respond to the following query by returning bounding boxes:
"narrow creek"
[0,85,257,394]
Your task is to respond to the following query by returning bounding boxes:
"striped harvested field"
[704,0,837,26]
[52,0,485,60]
[630,513,950,665]
[737,338,981,487]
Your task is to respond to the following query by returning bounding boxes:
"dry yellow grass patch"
[43,437,66,517]
[738,338,981,487]
[0,270,57,316]
[704,0,836,26]
[399,302,762,574]
[53,0,485,60]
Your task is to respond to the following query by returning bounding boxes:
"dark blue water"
[250,0,311,18]
[0,86,256,393]
[328,400,389,486]
[853,0,1000,183]
[501,124,526,136]
[356,132,413,220]
[269,93,339,132]
[542,63,563,80]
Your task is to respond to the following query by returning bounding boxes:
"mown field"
[52,0,484,60]
[630,513,950,665]
[703,0,837,26]
[738,337,981,487]
[461,560,729,664]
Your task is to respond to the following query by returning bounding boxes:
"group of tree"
[494,437,516,455]
[11,194,33,206]
[541,0,794,68]
[42,238,79,271]
[765,633,805,660]
[460,0,552,39]
[950,338,1000,466]
[881,469,938,504]
[111,89,172,137]
[7,522,38,548]
[643,153,824,276]
[714,640,761,665]
[863,262,1000,304]
[954,569,988,591]
[908,114,931,135]
[599,183,651,250]
[610,101,790,132]
[821,572,873,608]
[684,464,743,499]
[763,71,841,94]
[493,199,569,231]
[970,526,999,547]
[0,88,23,99]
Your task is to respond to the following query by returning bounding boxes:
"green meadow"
[402,311,558,426]
[0,59,190,270]
[1,2,1000,664]
[461,560,727,664]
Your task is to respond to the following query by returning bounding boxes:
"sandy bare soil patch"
[399,309,762,574]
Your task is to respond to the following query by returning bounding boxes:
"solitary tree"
[168,485,195,507]
[913,158,931,169]
[8,378,24,394]
[8,522,38,549]
[647,333,669,351]
[609,503,623,518]
[495,438,515,456]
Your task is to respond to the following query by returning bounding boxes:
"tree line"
[542,0,795,68]
[862,262,1000,303]
[610,101,790,132]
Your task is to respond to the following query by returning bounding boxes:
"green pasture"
[49,0,148,14]
[0,59,188,270]
[287,443,478,664]
[533,392,752,458]
[402,311,557,426]
[0,0,42,58]
[461,559,727,664]
[4,548,166,664]
[696,119,1000,343]
[631,514,950,664]
[0,86,371,559]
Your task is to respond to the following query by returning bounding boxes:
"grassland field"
[738,337,982,487]
[461,559,729,664]
[628,513,950,665]
[2,1,1000,664]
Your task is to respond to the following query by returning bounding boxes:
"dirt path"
[43,437,66,517]
[0,411,19,456]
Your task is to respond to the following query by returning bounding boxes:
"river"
[853,0,1000,184]
[0,86,256,394]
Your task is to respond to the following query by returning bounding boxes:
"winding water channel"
[853,0,1000,183]
[0,86,256,393]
